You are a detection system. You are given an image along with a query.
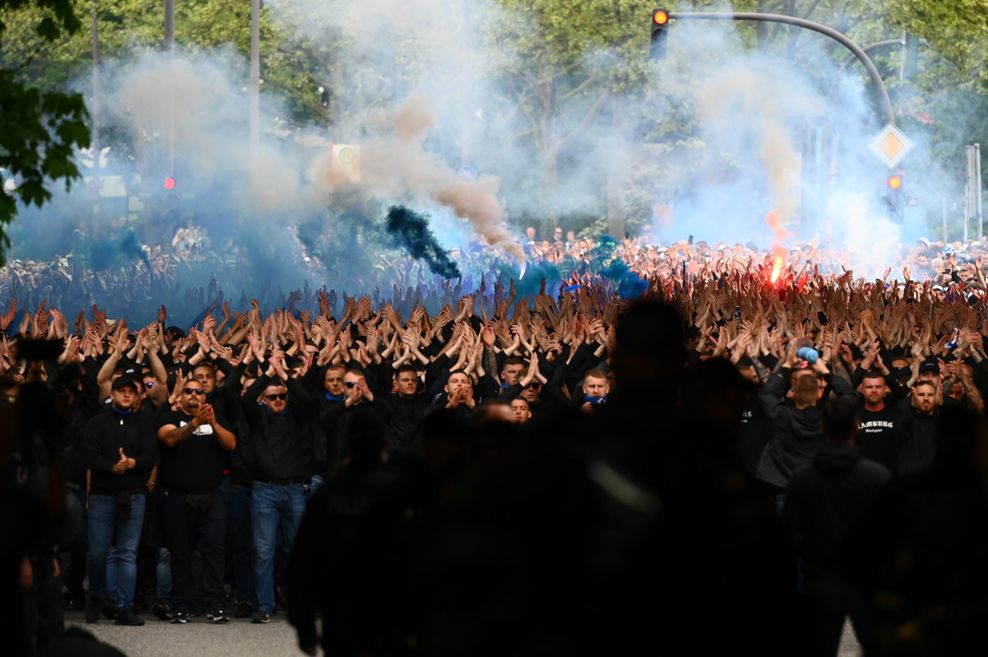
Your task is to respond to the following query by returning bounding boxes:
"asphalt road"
[68,611,863,657]
[66,611,309,657]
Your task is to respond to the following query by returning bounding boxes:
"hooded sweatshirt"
[756,368,857,488]
[782,445,890,577]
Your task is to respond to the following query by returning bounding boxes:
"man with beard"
[155,379,237,624]
[897,381,941,475]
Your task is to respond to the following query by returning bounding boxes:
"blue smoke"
[385,205,462,279]
[88,229,151,272]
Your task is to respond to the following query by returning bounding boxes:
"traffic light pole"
[250,0,260,151]
[668,11,896,127]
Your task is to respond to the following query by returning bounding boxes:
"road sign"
[329,144,361,184]
[869,123,913,169]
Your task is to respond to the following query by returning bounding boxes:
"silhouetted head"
[683,357,751,434]
[611,299,685,397]
[823,396,857,446]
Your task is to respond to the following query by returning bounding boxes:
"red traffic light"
[886,174,903,190]
[653,9,670,25]
[163,177,176,191]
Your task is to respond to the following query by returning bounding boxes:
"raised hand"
[0,298,17,331]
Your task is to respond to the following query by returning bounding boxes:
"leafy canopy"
[0,0,89,265]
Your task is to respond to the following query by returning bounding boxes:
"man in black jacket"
[319,368,390,471]
[897,380,940,475]
[310,363,347,489]
[783,397,890,657]
[288,411,395,657]
[82,376,156,626]
[381,365,427,465]
[241,355,315,623]
[155,378,237,624]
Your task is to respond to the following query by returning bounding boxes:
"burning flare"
[770,255,784,285]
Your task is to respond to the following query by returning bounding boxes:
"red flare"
[770,256,784,285]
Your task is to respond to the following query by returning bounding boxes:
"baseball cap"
[111,376,140,392]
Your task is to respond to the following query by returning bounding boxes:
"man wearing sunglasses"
[155,380,237,624]
[319,369,387,472]
[241,354,317,624]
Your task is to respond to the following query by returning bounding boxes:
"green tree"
[0,0,90,265]
[488,0,655,236]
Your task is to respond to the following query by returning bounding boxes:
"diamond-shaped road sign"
[869,123,914,169]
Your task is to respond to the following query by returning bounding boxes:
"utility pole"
[165,0,174,52]
[91,1,101,229]
[250,0,260,151]
[978,143,984,240]
[91,3,100,164]
[165,0,175,175]
[966,144,984,240]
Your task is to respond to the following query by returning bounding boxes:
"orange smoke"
[321,96,525,265]
[765,210,793,256]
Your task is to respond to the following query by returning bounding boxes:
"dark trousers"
[800,571,876,657]
[159,487,226,612]
[64,489,88,600]
[226,482,256,607]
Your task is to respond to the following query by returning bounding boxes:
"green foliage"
[0,0,89,265]
[2,0,988,258]
[886,0,988,90]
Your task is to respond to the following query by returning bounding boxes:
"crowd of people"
[3,222,987,323]
[3,237,988,657]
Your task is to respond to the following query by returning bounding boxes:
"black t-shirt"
[736,401,771,477]
[855,403,904,473]
[155,409,230,492]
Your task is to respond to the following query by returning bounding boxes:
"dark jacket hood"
[790,405,823,440]
[812,444,861,475]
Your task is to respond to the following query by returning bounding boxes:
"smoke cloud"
[2,0,981,308]
[385,205,461,279]
[321,95,525,264]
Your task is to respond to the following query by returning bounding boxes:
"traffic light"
[884,173,903,222]
[650,9,670,60]
[163,176,176,191]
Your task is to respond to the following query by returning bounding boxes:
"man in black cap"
[82,376,157,626]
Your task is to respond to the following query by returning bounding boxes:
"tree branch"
[556,91,608,151]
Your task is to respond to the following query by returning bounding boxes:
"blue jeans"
[105,548,118,601]
[87,493,146,609]
[251,482,306,614]
[156,548,172,603]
